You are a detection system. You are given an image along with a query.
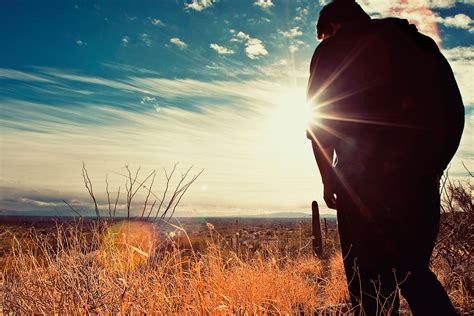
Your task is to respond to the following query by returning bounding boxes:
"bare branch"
[153,163,178,221]
[141,171,156,218]
[106,174,112,219]
[167,169,204,221]
[159,165,193,222]
[125,165,141,218]
[146,199,157,220]
[461,160,473,177]
[82,162,100,218]
[62,200,83,219]
[113,186,120,218]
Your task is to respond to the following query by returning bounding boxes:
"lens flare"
[100,220,158,270]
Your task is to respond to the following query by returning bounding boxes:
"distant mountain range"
[229,212,336,219]
[0,209,336,219]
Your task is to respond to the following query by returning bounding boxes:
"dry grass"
[1,214,471,314]
[0,220,349,314]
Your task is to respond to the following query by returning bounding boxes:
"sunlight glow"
[269,87,315,136]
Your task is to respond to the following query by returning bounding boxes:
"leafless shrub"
[433,169,473,313]
[67,163,203,222]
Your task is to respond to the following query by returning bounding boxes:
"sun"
[267,87,315,138]
[256,86,320,157]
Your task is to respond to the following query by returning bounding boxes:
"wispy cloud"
[185,0,215,11]
[287,39,305,54]
[149,17,165,26]
[121,36,129,47]
[76,40,86,46]
[254,0,274,9]
[294,6,309,22]
[279,27,303,38]
[289,44,299,53]
[141,33,151,46]
[101,62,161,76]
[0,68,53,82]
[210,43,235,55]
[0,76,321,214]
[43,69,152,94]
[170,37,188,49]
[1,64,471,214]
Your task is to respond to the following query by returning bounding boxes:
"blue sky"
[0,0,473,217]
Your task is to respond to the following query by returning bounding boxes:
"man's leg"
[395,175,457,315]
[337,190,401,315]
[399,267,457,315]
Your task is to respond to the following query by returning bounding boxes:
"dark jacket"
[307,18,465,179]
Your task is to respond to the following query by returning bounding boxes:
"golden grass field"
[0,211,471,315]
[0,173,471,315]
[0,219,350,314]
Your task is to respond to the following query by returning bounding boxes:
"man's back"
[307,18,464,180]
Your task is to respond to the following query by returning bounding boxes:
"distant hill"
[0,209,337,219]
[229,212,336,219]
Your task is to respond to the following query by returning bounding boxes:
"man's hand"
[323,182,337,209]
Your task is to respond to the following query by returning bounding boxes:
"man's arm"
[307,43,339,209]
[311,140,337,209]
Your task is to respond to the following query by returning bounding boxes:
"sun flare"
[269,87,315,136]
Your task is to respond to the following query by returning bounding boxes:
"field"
[0,206,472,314]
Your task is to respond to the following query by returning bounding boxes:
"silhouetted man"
[306,0,464,315]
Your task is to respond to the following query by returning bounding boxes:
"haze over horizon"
[1,0,473,217]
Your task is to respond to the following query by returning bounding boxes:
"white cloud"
[245,38,268,59]
[442,45,474,60]
[233,31,268,59]
[358,0,464,13]
[440,13,473,31]
[170,37,188,49]
[236,31,250,41]
[141,96,156,104]
[141,34,151,46]
[76,40,86,46]
[358,1,444,43]
[185,0,215,11]
[287,39,305,54]
[429,0,456,8]
[441,45,474,105]
[121,36,129,47]
[150,18,165,26]
[289,44,299,53]
[279,27,303,37]
[254,0,274,9]
[273,59,288,66]
[210,43,235,55]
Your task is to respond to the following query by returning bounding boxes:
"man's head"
[316,0,370,40]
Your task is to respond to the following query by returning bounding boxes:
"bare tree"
[79,163,203,223]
